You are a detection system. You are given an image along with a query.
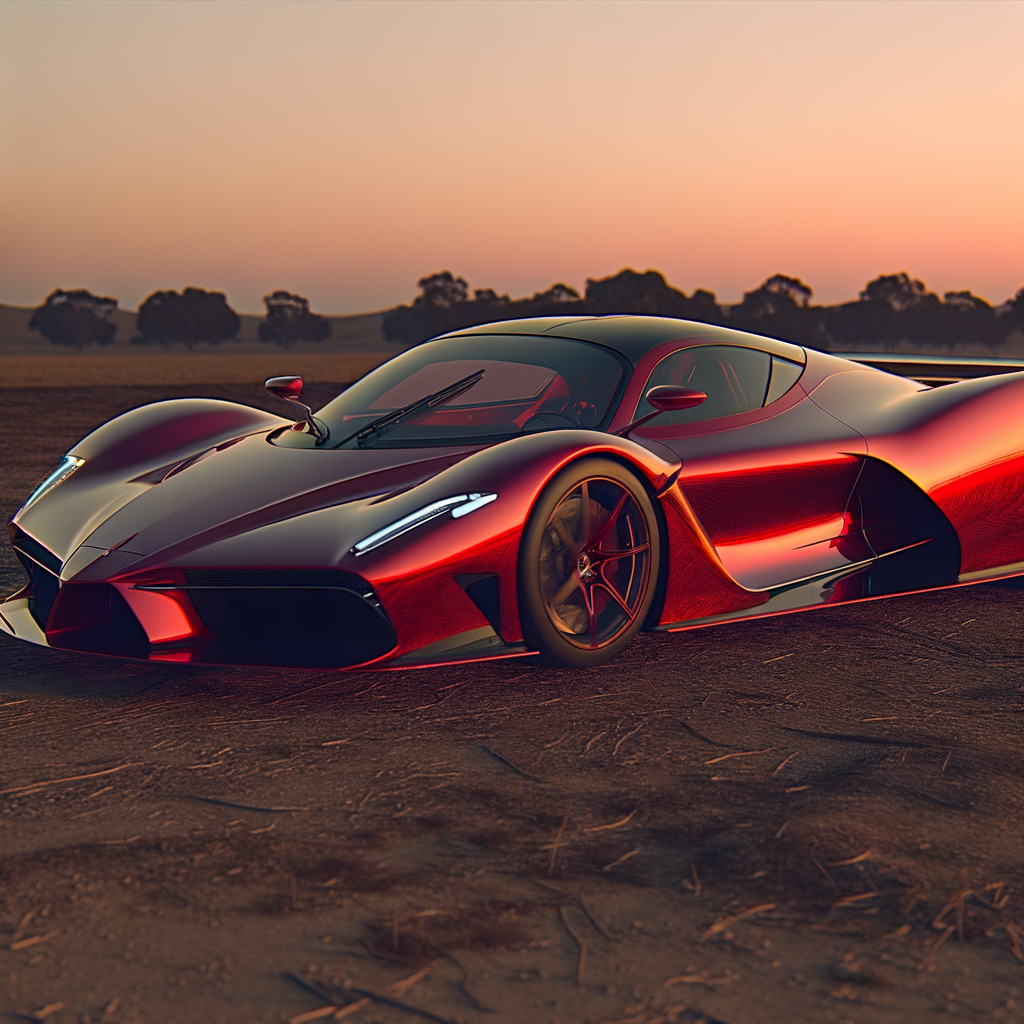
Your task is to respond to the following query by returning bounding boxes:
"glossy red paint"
[930,451,1024,573]
[617,386,708,435]
[8,316,1024,671]
[354,430,680,654]
[610,336,709,434]
[804,368,1024,574]
[682,458,862,545]
[69,400,286,475]
[372,526,521,656]
[628,351,867,599]
[655,485,767,624]
[265,376,305,401]
[115,585,196,643]
[716,514,848,588]
[47,567,211,650]
[62,440,484,583]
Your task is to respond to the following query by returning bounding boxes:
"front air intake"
[47,583,151,658]
[181,567,375,596]
[178,567,397,668]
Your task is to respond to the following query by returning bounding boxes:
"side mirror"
[616,385,707,436]
[645,385,707,412]
[263,375,328,443]
[265,375,304,402]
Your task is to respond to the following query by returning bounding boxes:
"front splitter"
[0,596,48,647]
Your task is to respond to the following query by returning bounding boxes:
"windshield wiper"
[329,369,486,449]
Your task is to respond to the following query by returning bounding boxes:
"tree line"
[25,270,1024,352]
[382,269,1024,351]
[27,287,331,350]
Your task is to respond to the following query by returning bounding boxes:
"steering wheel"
[521,412,580,433]
[570,400,599,426]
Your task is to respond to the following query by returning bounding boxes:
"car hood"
[56,433,483,581]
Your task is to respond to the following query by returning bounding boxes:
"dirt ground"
[2,384,1024,1024]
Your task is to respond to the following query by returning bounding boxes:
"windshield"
[271,335,628,449]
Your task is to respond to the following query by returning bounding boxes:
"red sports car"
[4,316,1024,670]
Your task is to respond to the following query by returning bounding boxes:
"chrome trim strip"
[452,492,498,518]
[132,584,373,592]
[16,455,85,517]
[351,492,497,556]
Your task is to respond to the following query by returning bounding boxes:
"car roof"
[441,315,805,365]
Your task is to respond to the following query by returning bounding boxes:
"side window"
[765,356,804,405]
[634,345,771,426]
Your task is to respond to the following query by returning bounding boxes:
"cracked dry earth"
[2,385,1024,1024]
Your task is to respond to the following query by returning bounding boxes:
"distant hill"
[0,303,389,354]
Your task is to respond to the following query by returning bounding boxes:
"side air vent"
[25,562,61,631]
[9,527,63,630]
[456,573,502,636]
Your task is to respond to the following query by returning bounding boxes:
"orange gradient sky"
[1,0,1022,314]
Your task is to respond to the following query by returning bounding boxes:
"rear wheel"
[518,458,660,668]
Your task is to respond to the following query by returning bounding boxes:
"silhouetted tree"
[997,287,1024,335]
[688,288,725,324]
[258,290,332,347]
[416,271,469,309]
[382,306,428,346]
[585,269,691,317]
[824,273,943,350]
[766,274,812,308]
[134,287,240,348]
[29,289,118,349]
[383,270,480,344]
[519,283,582,318]
[934,291,998,348]
[382,266,1019,353]
[532,283,580,305]
[583,269,729,326]
[860,272,931,312]
[729,274,826,346]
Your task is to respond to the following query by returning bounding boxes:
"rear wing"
[832,352,1024,387]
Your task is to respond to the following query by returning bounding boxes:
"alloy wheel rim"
[537,477,651,649]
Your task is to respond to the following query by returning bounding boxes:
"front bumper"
[1,556,401,669]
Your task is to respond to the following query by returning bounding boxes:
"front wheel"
[518,458,660,668]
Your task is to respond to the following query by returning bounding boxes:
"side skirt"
[654,537,1004,633]
[381,625,535,669]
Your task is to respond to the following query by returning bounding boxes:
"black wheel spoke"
[552,518,578,558]
[589,542,650,566]
[551,572,581,607]
[578,480,591,552]
[589,491,630,548]
[594,580,634,621]
[579,580,598,646]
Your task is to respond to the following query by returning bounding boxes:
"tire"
[518,458,660,668]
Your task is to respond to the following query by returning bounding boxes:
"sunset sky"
[1,0,1022,314]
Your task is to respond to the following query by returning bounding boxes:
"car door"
[631,343,871,590]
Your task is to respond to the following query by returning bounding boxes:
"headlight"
[351,492,497,556]
[17,455,85,515]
